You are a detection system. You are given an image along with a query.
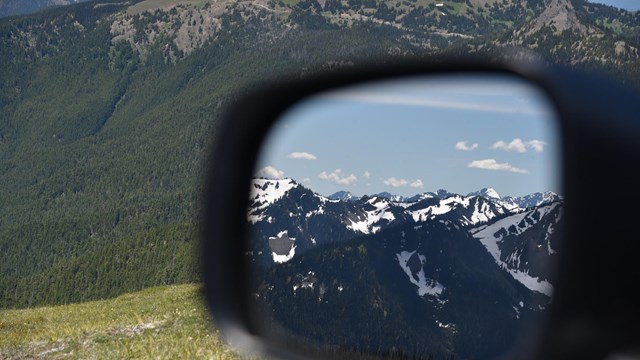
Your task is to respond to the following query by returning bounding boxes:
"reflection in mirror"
[247,75,562,359]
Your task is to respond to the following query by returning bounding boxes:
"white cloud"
[302,178,311,184]
[491,139,527,153]
[363,171,371,179]
[256,166,285,179]
[526,140,547,152]
[384,177,408,187]
[318,169,357,186]
[287,151,317,160]
[410,179,424,189]
[467,159,528,174]
[322,92,547,116]
[384,177,424,188]
[492,138,547,153]
[455,141,478,151]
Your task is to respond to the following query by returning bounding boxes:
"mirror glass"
[247,74,562,359]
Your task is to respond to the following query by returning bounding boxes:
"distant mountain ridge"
[327,190,358,201]
[318,183,558,210]
[4,0,640,72]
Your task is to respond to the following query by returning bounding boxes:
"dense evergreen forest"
[1,0,640,309]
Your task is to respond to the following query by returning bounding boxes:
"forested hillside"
[1,0,639,309]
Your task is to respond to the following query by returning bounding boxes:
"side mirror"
[201,57,640,360]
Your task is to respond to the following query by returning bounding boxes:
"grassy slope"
[0,284,247,359]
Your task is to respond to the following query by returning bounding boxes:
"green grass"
[0,284,247,359]
[597,17,625,35]
[444,1,468,15]
[490,19,514,28]
[280,0,301,7]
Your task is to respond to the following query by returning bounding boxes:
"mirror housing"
[201,55,640,360]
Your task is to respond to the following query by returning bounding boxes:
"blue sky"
[590,0,640,10]
[255,75,561,198]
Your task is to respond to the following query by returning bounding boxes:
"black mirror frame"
[201,54,640,360]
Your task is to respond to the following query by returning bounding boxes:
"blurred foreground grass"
[0,284,247,359]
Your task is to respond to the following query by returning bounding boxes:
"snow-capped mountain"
[248,179,561,246]
[247,178,562,292]
[502,191,563,210]
[467,187,502,200]
[471,201,563,296]
[327,190,358,202]
[466,187,562,211]
[248,177,563,359]
[374,191,406,202]
[405,189,454,202]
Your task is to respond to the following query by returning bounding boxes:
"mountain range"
[331,187,561,210]
[248,178,562,358]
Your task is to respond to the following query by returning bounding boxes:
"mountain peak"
[374,191,405,202]
[502,191,562,209]
[468,187,501,200]
[433,189,453,198]
[528,0,589,35]
[328,191,355,201]
[249,178,300,212]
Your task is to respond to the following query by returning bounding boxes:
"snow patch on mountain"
[346,197,396,234]
[410,198,452,222]
[250,178,298,210]
[269,230,296,263]
[470,204,561,296]
[272,246,296,263]
[502,191,562,210]
[396,250,444,297]
[436,320,456,329]
[269,230,296,264]
[375,192,406,202]
[405,193,436,202]
[546,224,556,255]
[466,197,506,224]
[248,178,298,223]
[305,205,325,218]
[409,195,507,227]
[273,230,291,239]
[468,187,501,200]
